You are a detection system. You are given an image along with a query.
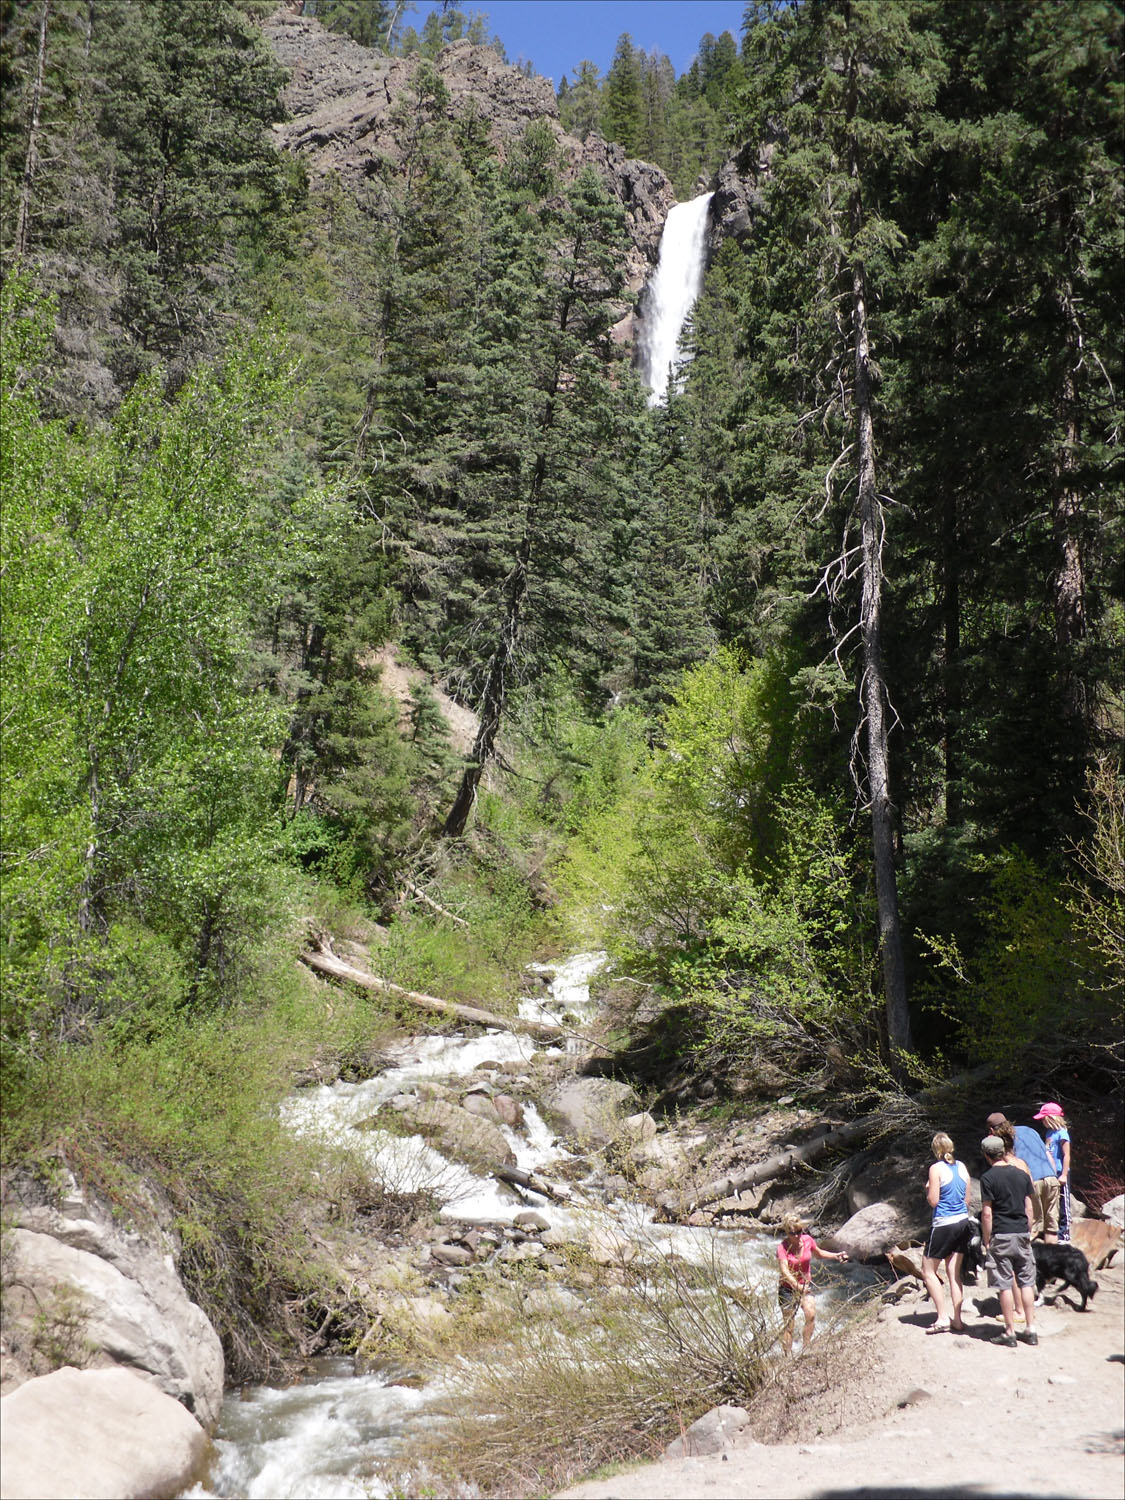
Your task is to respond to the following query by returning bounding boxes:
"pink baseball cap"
[1033,1102,1064,1119]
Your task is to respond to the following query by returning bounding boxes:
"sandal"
[926,1320,951,1335]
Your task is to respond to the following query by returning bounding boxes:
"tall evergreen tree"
[724,0,963,1059]
[602,33,644,155]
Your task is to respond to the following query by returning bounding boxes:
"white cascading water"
[638,191,714,405]
[185,953,872,1498]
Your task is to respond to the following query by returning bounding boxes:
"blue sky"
[410,1,749,86]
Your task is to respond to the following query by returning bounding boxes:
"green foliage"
[924,852,1082,1070]
[1,954,403,1381]
[556,650,871,1061]
[380,850,545,1009]
[0,275,304,1057]
[679,795,869,1057]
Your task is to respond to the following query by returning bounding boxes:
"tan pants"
[1033,1176,1060,1237]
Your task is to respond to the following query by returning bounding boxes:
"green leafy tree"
[1,276,301,1046]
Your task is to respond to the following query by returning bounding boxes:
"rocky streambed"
[186,953,876,1498]
[0,953,884,1500]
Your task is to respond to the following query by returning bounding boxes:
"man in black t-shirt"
[980,1134,1038,1347]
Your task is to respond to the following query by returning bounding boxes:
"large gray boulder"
[543,1076,641,1148]
[2,1174,224,1428]
[829,1202,914,1262]
[410,1097,516,1172]
[0,1365,209,1499]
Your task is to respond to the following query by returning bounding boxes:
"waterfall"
[638,191,714,406]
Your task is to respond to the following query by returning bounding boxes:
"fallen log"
[657,1117,876,1216]
[493,1165,572,1202]
[301,944,565,1044]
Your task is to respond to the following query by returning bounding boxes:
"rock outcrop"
[0,1365,209,1500]
[1,1170,224,1429]
[261,10,675,305]
[707,138,770,253]
[543,1075,641,1148]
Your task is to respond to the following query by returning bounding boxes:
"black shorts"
[925,1219,970,1261]
[778,1282,808,1308]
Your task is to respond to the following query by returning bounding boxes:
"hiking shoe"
[997,1331,1018,1347]
[1017,1329,1039,1345]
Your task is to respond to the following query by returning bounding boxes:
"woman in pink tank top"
[776,1213,848,1354]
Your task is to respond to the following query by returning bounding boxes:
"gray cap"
[981,1135,1005,1158]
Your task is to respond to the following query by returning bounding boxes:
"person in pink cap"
[1034,1103,1072,1243]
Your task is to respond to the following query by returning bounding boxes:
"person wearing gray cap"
[979,1135,1038,1347]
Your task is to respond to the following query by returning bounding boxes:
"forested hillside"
[1,0,1121,1384]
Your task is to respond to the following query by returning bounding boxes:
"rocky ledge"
[1,1167,223,1498]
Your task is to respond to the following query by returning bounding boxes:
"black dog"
[1032,1240,1099,1310]
[961,1216,985,1283]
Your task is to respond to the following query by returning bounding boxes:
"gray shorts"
[985,1232,1036,1291]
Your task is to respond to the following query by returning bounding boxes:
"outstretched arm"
[811,1241,849,1263]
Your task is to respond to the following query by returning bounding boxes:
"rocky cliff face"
[0,1168,224,1429]
[262,11,675,306]
[707,139,769,254]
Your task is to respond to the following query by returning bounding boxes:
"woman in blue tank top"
[921,1131,971,1334]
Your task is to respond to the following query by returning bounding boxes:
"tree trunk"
[941,486,963,825]
[658,1117,876,1215]
[14,0,50,259]
[1052,282,1087,726]
[845,59,911,1059]
[300,940,569,1043]
[443,519,534,838]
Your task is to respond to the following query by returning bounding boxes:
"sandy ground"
[557,1256,1125,1500]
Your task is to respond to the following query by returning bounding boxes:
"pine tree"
[602,33,644,155]
[558,59,603,141]
[724,0,963,1060]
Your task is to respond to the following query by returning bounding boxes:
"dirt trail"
[558,1257,1125,1500]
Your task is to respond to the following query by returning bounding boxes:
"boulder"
[411,1098,516,1172]
[845,1150,942,1224]
[885,1245,925,1280]
[492,1093,525,1128]
[0,1365,209,1500]
[830,1202,912,1262]
[663,1404,756,1460]
[431,1243,474,1267]
[1070,1218,1122,1270]
[623,1111,657,1141]
[543,1076,641,1148]
[2,1180,224,1428]
[1101,1193,1124,1229]
[461,1092,501,1122]
[514,1211,550,1233]
[586,1226,638,1267]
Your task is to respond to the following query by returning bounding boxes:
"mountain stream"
[186,954,867,1498]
